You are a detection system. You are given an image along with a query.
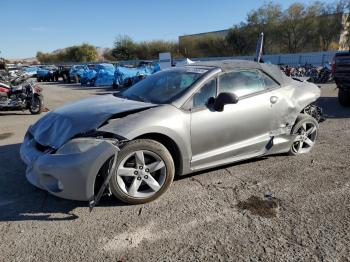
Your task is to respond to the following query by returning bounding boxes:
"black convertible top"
[189,60,293,85]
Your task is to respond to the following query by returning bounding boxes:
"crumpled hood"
[29,95,155,149]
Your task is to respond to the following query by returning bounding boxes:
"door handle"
[270,96,278,104]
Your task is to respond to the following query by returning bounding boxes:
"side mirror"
[213,92,239,111]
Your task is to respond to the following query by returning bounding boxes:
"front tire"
[338,88,350,107]
[110,139,175,204]
[289,114,319,156]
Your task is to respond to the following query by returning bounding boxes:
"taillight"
[331,55,336,73]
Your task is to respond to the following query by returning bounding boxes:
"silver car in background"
[20,60,323,205]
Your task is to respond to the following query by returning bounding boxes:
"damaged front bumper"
[20,134,118,201]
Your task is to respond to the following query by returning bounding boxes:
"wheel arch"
[298,103,324,124]
[134,133,183,177]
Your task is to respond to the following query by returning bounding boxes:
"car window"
[192,78,217,108]
[122,68,206,104]
[219,70,276,97]
[260,72,279,89]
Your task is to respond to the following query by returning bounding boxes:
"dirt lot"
[0,82,349,261]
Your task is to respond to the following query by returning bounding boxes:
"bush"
[37,44,98,63]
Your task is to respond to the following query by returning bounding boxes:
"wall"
[178,51,337,66]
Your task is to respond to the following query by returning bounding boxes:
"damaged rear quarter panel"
[270,81,321,129]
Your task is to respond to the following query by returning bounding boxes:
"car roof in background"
[188,60,293,85]
[96,63,115,68]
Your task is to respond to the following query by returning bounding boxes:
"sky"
[0,0,335,59]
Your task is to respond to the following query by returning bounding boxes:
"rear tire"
[110,139,174,204]
[338,88,350,107]
[29,95,43,115]
[289,114,319,156]
[90,78,96,87]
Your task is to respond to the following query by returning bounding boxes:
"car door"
[189,69,280,170]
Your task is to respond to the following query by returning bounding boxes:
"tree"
[280,3,309,53]
[246,2,283,54]
[135,40,179,59]
[102,49,115,61]
[36,51,56,63]
[196,35,230,57]
[226,27,251,55]
[111,35,137,60]
[111,35,180,60]
[69,44,98,62]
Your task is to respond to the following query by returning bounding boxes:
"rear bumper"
[20,136,116,201]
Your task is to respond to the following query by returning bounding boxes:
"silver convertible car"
[20,60,323,205]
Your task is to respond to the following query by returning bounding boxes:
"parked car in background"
[113,63,161,88]
[7,64,20,77]
[22,66,39,78]
[81,63,115,86]
[37,65,59,82]
[58,65,72,83]
[21,60,323,205]
[80,64,96,85]
[69,65,88,83]
[332,51,350,106]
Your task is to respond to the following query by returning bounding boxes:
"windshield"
[121,68,207,104]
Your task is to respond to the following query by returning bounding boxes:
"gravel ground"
[0,82,349,262]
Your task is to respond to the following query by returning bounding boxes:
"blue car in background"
[81,63,115,87]
[80,64,97,85]
[113,63,161,88]
[23,66,39,77]
[69,65,89,83]
[37,65,59,82]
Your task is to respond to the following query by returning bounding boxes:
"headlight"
[56,138,103,155]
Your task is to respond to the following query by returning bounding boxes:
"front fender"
[98,106,192,175]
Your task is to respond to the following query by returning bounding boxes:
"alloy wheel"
[291,121,317,154]
[116,150,167,198]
